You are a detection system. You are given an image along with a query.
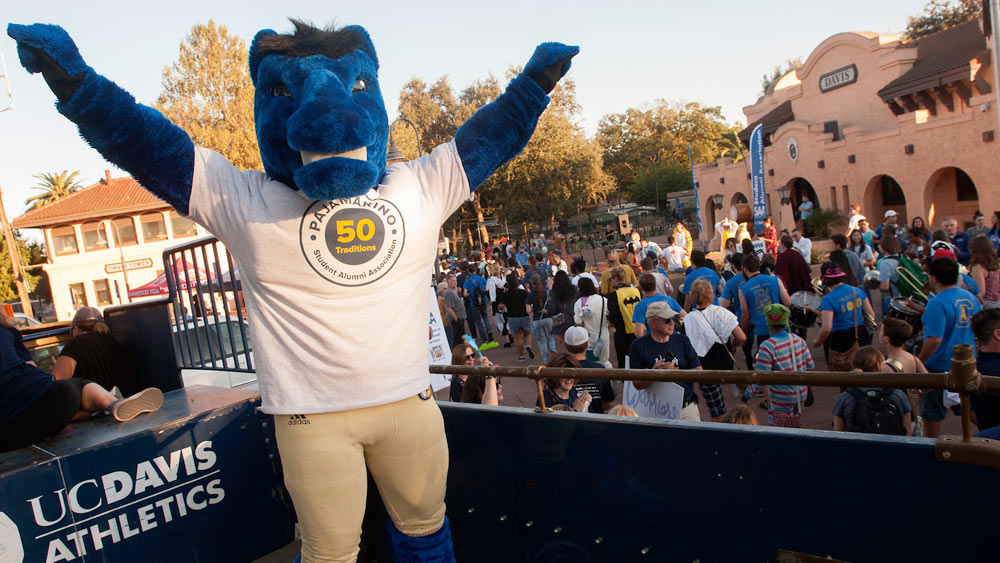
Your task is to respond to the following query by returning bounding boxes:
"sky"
[1,0,930,224]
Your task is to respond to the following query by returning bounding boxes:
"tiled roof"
[12,175,168,229]
[737,100,794,145]
[878,19,988,100]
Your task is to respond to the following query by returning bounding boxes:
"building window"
[52,225,79,256]
[81,221,109,251]
[170,211,198,238]
[111,217,138,247]
[93,279,112,306]
[69,283,88,308]
[140,212,167,243]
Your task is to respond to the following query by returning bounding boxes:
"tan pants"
[680,402,701,421]
[274,394,449,563]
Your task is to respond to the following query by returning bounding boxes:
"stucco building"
[12,171,211,321]
[695,18,998,242]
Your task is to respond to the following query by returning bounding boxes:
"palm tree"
[25,170,84,210]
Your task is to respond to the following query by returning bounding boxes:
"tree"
[25,170,84,210]
[0,234,39,302]
[474,72,614,229]
[904,0,981,40]
[156,21,262,171]
[627,161,692,207]
[759,58,803,96]
[396,72,613,242]
[596,101,737,192]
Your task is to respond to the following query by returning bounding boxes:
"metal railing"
[163,236,254,372]
[432,344,997,444]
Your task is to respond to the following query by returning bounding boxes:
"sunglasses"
[465,354,477,360]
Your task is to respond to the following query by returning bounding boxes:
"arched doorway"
[924,167,979,230]
[863,174,907,228]
[788,177,820,214]
[705,195,718,231]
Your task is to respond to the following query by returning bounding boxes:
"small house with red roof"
[12,171,211,321]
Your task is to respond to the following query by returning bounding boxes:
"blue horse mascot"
[8,19,576,563]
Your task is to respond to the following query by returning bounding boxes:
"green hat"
[763,303,790,326]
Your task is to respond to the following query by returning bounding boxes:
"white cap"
[564,326,590,347]
[884,210,897,218]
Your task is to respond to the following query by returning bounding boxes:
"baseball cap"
[564,326,590,347]
[72,306,104,326]
[821,262,846,278]
[763,303,790,326]
[884,210,897,218]
[933,248,957,261]
[645,301,679,321]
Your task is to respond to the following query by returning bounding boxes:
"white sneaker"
[112,388,164,422]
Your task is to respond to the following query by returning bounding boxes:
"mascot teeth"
[301,148,367,165]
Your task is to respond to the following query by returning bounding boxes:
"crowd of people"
[436,208,1000,439]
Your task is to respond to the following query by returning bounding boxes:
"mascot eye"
[270,83,291,97]
[352,78,367,93]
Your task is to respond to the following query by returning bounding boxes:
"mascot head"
[249,20,388,200]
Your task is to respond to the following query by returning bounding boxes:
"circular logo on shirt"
[299,195,405,286]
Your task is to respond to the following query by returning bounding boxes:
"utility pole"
[0,186,33,318]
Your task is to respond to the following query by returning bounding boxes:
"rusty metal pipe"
[431,365,1000,394]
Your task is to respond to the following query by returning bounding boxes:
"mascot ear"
[341,25,379,70]
[248,29,278,86]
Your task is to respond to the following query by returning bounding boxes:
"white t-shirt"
[793,237,812,262]
[684,305,739,357]
[188,142,470,414]
[663,245,687,271]
[571,271,598,287]
[848,213,866,232]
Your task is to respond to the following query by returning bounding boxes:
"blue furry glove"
[523,42,579,94]
[7,23,89,102]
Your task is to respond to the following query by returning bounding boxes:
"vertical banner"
[428,286,452,391]
[687,144,703,235]
[749,124,766,235]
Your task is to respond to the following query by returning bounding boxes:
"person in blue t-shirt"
[918,256,981,437]
[681,250,722,310]
[720,253,746,320]
[463,268,493,343]
[632,273,685,338]
[812,261,875,360]
[738,253,790,363]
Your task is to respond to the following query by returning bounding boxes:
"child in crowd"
[607,405,639,417]
[833,346,911,435]
[722,405,758,425]
[880,318,925,433]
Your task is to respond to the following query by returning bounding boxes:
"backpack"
[472,281,486,307]
[845,388,906,435]
[895,255,927,299]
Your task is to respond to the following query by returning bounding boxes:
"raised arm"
[8,23,195,212]
[455,43,578,190]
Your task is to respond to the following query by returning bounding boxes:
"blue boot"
[385,516,456,563]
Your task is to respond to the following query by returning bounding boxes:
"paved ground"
[441,248,965,435]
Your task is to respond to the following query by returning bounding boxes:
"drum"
[886,297,923,337]
[730,202,752,224]
[789,291,822,329]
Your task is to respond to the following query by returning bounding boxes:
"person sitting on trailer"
[50,307,139,396]
[0,309,163,452]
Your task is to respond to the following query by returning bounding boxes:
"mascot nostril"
[9,16,577,562]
